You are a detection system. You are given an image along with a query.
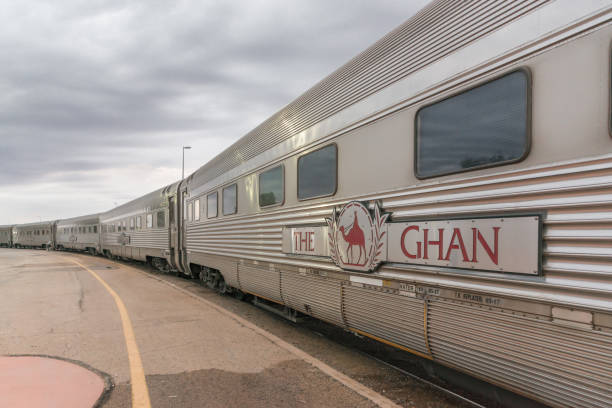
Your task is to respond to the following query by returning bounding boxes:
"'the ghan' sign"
[282,201,540,275]
[386,217,540,275]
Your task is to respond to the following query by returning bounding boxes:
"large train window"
[259,165,284,207]
[223,184,237,215]
[187,202,193,222]
[207,192,218,218]
[157,211,165,228]
[298,144,337,200]
[146,214,153,228]
[415,70,530,178]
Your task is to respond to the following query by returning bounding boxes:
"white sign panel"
[387,216,540,275]
[282,226,330,257]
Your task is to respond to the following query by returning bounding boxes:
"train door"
[178,187,188,274]
[168,195,179,270]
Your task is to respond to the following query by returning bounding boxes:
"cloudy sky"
[0,0,429,224]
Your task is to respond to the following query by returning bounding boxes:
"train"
[3,1,612,407]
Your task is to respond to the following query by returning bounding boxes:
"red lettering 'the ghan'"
[400,225,500,264]
[293,230,315,252]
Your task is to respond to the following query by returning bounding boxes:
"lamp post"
[182,146,192,180]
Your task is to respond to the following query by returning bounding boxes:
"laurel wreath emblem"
[326,201,389,272]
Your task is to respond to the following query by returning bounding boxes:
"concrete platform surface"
[0,249,468,407]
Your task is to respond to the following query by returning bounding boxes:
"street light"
[182,146,192,180]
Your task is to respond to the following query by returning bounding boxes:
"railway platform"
[0,249,472,408]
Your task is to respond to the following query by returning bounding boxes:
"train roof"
[101,181,181,221]
[56,213,102,226]
[13,221,56,228]
[186,0,549,190]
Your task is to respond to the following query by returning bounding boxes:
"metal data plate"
[387,216,540,275]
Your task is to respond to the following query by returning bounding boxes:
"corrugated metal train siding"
[238,264,282,303]
[344,285,429,356]
[102,229,168,250]
[281,271,344,326]
[189,0,548,186]
[129,229,167,250]
[427,299,612,408]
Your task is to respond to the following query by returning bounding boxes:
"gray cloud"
[0,0,430,223]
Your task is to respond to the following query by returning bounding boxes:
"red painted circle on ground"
[0,356,106,408]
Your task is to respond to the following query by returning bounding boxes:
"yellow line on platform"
[69,258,152,408]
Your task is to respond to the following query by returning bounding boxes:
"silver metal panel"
[343,284,428,355]
[238,264,282,303]
[280,270,343,325]
[128,229,167,250]
[428,298,612,408]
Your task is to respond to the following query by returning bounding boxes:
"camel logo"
[326,201,389,272]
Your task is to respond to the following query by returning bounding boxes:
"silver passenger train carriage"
[12,221,56,249]
[0,225,13,248]
[3,1,612,407]
[99,182,182,271]
[55,214,102,255]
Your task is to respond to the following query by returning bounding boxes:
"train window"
[157,211,165,228]
[146,214,153,228]
[259,165,284,207]
[130,218,135,230]
[187,202,193,222]
[415,70,530,178]
[223,184,237,215]
[207,192,218,218]
[194,199,200,221]
[298,144,337,200]
[136,217,141,229]
[88,226,91,233]
[94,225,97,234]
[121,221,126,231]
